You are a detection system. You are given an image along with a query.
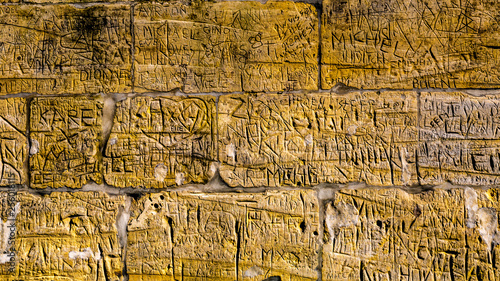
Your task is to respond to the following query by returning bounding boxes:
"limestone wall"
[0,0,499,280]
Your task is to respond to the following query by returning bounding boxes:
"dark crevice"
[167,216,175,278]
[359,260,364,281]
[235,220,242,281]
[128,192,144,202]
[300,220,307,233]
[263,277,282,281]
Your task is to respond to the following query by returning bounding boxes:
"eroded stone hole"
[300,221,306,232]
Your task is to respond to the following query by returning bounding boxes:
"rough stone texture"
[0,5,131,95]
[103,96,216,188]
[0,98,27,186]
[418,92,500,186]
[3,1,500,280]
[127,190,319,280]
[25,0,123,3]
[321,0,500,90]
[30,97,103,189]
[0,191,126,281]
[322,188,500,280]
[219,92,418,187]
[134,1,318,93]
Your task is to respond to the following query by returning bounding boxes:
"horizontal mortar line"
[0,89,334,99]
[327,87,500,95]
[418,166,500,176]
[0,92,123,100]
[0,184,487,198]
[0,1,135,6]
[132,87,324,96]
[2,0,317,6]
[419,138,500,141]
[0,185,321,195]
[0,177,486,193]
[339,87,500,92]
[129,87,500,96]
[1,87,500,99]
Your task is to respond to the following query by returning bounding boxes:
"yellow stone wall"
[0,0,499,280]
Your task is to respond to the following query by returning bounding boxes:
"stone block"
[321,0,500,89]
[219,92,418,187]
[0,191,127,281]
[103,96,216,188]
[127,190,319,280]
[323,188,500,280]
[0,98,26,186]
[30,97,103,188]
[418,92,500,185]
[134,1,318,93]
[0,5,131,94]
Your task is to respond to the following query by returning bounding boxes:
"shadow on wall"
[263,277,282,281]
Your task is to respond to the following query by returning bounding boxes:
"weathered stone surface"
[134,1,318,93]
[219,92,418,187]
[0,191,126,281]
[0,98,27,186]
[323,188,500,280]
[104,96,216,188]
[127,190,319,280]
[321,0,500,89]
[30,97,103,189]
[418,92,500,186]
[0,5,131,95]
[26,0,122,3]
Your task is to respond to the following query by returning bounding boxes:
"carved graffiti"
[30,97,102,189]
[134,1,318,93]
[418,92,500,185]
[104,96,216,188]
[0,192,126,280]
[322,0,500,89]
[323,188,500,280]
[26,0,122,3]
[219,92,418,187]
[127,190,319,280]
[0,98,26,186]
[0,5,131,94]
